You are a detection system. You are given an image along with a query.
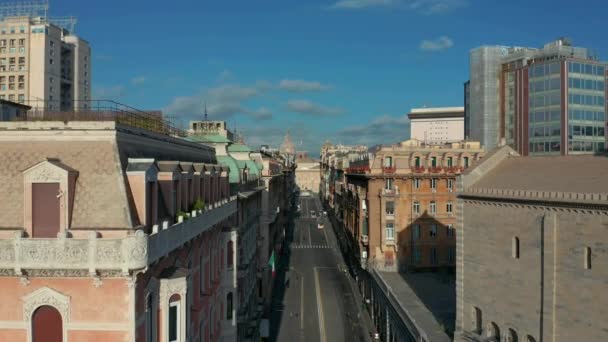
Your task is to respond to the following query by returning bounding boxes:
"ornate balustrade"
[0,196,238,275]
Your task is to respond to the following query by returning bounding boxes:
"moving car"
[317,222,324,229]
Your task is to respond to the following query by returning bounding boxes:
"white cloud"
[164,80,271,120]
[285,99,343,116]
[409,0,468,14]
[337,114,411,146]
[329,0,468,13]
[329,0,397,10]
[420,36,454,51]
[279,79,331,92]
[131,76,146,86]
[217,69,234,83]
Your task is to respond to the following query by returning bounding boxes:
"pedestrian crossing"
[290,244,331,249]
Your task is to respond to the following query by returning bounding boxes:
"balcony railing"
[379,188,399,197]
[0,196,237,274]
[445,166,465,173]
[382,166,397,174]
[345,165,370,174]
[412,166,426,173]
[10,100,187,137]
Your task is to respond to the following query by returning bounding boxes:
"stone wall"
[456,198,608,342]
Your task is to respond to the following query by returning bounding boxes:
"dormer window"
[23,159,78,238]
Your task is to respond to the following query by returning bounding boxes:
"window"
[413,247,421,264]
[383,156,392,167]
[227,241,234,268]
[508,329,518,342]
[8,94,14,101]
[447,179,454,191]
[385,223,394,241]
[0,47,5,53]
[226,292,233,320]
[430,178,437,191]
[18,57,24,64]
[463,157,470,168]
[17,94,24,102]
[413,201,420,215]
[446,201,453,214]
[513,237,520,259]
[18,46,24,53]
[200,254,205,294]
[447,157,453,167]
[168,295,181,342]
[49,58,53,65]
[585,247,591,269]
[385,201,394,216]
[431,156,437,167]
[430,248,438,265]
[430,224,437,237]
[448,247,455,263]
[413,178,421,189]
[18,75,23,82]
[412,224,420,240]
[472,307,482,334]
[414,156,420,167]
[447,224,455,237]
[430,201,436,215]
[9,39,14,47]
[18,38,24,45]
[146,294,155,342]
[385,178,394,190]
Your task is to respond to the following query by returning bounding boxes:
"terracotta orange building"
[338,139,485,271]
[0,119,236,342]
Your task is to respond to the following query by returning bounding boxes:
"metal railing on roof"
[12,100,186,137]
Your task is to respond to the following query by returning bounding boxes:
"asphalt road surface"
[269,194,371,342]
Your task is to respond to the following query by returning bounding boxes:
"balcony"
[379,188,399,197]
[346,165,370,174]
[412,166,426,173]
[428,167,443,174]
[382,166,397,174]
[0,196,238,275]
[445,166,465,173]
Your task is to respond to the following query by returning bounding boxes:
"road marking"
[308,221,312,246]
[300,274,304,330]
[314,267,327,342]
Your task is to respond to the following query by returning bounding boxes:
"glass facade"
[528,62,562,154]
[567,61,606,153]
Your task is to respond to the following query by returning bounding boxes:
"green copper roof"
[235,159,261,179]
[216,155,241,183]
[227,143,252,152]
[185,135,231,143]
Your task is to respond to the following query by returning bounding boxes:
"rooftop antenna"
[203,102,208,121]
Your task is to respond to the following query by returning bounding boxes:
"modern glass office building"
[466,39,607,156]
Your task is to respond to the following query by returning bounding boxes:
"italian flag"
[268,251,276,277]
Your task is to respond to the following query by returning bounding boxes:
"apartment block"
[340,139,484,271]
[455,146,608,342]
[0,3,91,110]
[408,107,465,145]
[466,38,607,155]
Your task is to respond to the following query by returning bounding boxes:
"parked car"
[310,211,316,218]
[317,222,324,229]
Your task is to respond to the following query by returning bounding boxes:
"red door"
[32,305,62,342]
[32,183,60,238]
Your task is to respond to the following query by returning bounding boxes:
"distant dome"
[280,131,296,155]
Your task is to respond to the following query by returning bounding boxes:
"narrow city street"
[269,194,371,342]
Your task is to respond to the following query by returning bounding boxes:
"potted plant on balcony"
[176,210,189,223]
[192,199,205,214]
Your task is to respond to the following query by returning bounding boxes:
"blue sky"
[51,0,608,154]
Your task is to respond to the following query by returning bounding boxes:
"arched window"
[526,335,536,342]
[507,328,518,342]
[168,294,181,342]
[32,305,62,342]
[585,246,592,269]
[226,292,233,320]
[227,240,234,268]
[513,237,520,259]
[487,322,500,340]
[472,306,482,334]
